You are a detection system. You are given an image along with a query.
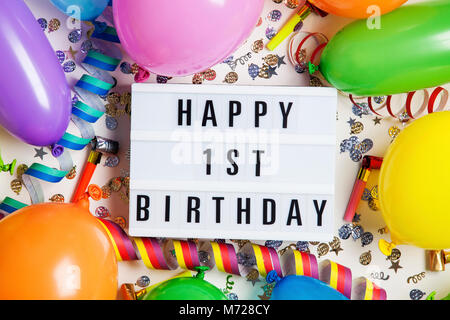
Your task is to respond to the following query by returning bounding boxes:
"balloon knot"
[194,266,210,280]
[308,62,319,75]
[266,270,281,284]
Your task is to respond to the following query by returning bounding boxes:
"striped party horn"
[280,249,319,279]
[319,260,353,299]
[97,218,138,261]
[133,237,171,270]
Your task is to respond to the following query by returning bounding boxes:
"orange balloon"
[0,198,118,299]
[309,0,407,18]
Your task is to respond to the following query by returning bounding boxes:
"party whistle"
[426,250,450,271]
[71,150,102,203]
[0,150,16,175]
[266,5,312,51]
[343,156,383,222]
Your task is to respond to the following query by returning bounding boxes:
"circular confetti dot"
[68,29,82,43]
[360,138,374,154]
[37,18,47,31]
[373,96,386,104]
[309,241,320,246]
[10,179,22,195]
[350,148,363,162]
[192,73,204,84]
[348,136,360,146]
[265,240,283,249]
[95,206,110,218]
[267,10,282,22]
[388,126,401,138]
[361,232,374,246]
[264,54,279,66]
[120,92,131,107]
[114,216,127,229]
[66,166,76,179]
[410,289,425,300]
[62,60,76,73]
[105,116,118,130]
[101,185,112,199]
[273,0,283,3]
[104,155,120,167]
[256,17,263,27]
[352,104,364,117]
[224,72,238,84]
[105,103,118,117]
[309,76,323,87]
[49,194,65,203]
[398,111,411,123]
[296,241,309,252]
[202,69,216,81]
[157,75,170,83]
[248,64,259,80]
[388,248,402,261]
[227,293,238,300]
[252,39,264,53]
[120,62,133,74]
[352,225,364,240]
[338,224,353,240]
[136,275,151,288]
[359,251,372,265]
[56,50,65,64]
[350,122,364,134]
[265,26,277,40]
[317,243,329,257]
[109,177,122,192]
[48,18,61,32]
[16,164,28,180]
[284,0,300,9]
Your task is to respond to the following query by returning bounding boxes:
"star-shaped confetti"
[373,116,382,125]
[277,55,286,68]
[330,245,343,256]
[67,46,78,60]
[34,147,48,160]
[247,276,260,286]
[267,65,278,78]
[347,118,356,126]
[389,260,403,273]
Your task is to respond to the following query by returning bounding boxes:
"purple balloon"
[0,1,71,146]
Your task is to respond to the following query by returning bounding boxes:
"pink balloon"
[113,0,264,77]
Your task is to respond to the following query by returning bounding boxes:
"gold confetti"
[284,0,300,9]
[114,216,127,229]
[360,251,372,265]
[317,243,329,257]
[310,76,323,87]
[120,92,131,108]
[49,194,65,203]
[224,72,238,84]
[370,185,379,200]
[252,39,264,53]
[263,54,278,66]
[107,92,121,105]
[16,164,28,180]
[101,185,112,199]
[105,103,118,117]
[66,166,77,179]
[192,73,204,84]
[368,198,379,211]
[10,179,22,195]
[388,126,401,138]
[351,122,364,134]
[109,177,122,192]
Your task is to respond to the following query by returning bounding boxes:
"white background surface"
[0,0,449,300]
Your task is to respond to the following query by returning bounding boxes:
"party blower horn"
[0,186,118,299]
[377,111,450,256]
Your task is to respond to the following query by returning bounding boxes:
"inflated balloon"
[113,0,264,76]
[0,1,71,146]
[0,197,118,299]
[50,0,109,21]
[268,273,348,300]
[379,111,450,253]
[319,0,450,96]
[309,0,407,18]
[143,266,228,300]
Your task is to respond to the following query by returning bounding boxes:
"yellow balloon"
[379,111,450,254]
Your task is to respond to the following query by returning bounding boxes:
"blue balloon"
[50,0,109,21]
[270,275,349,300]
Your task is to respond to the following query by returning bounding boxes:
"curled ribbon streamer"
[349,86,449,121]
[0,201,387,300]
[288,31,328,67]
[15,21,121,204]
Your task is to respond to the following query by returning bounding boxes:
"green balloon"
[142,267,228,300]
[319,0,450,96]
